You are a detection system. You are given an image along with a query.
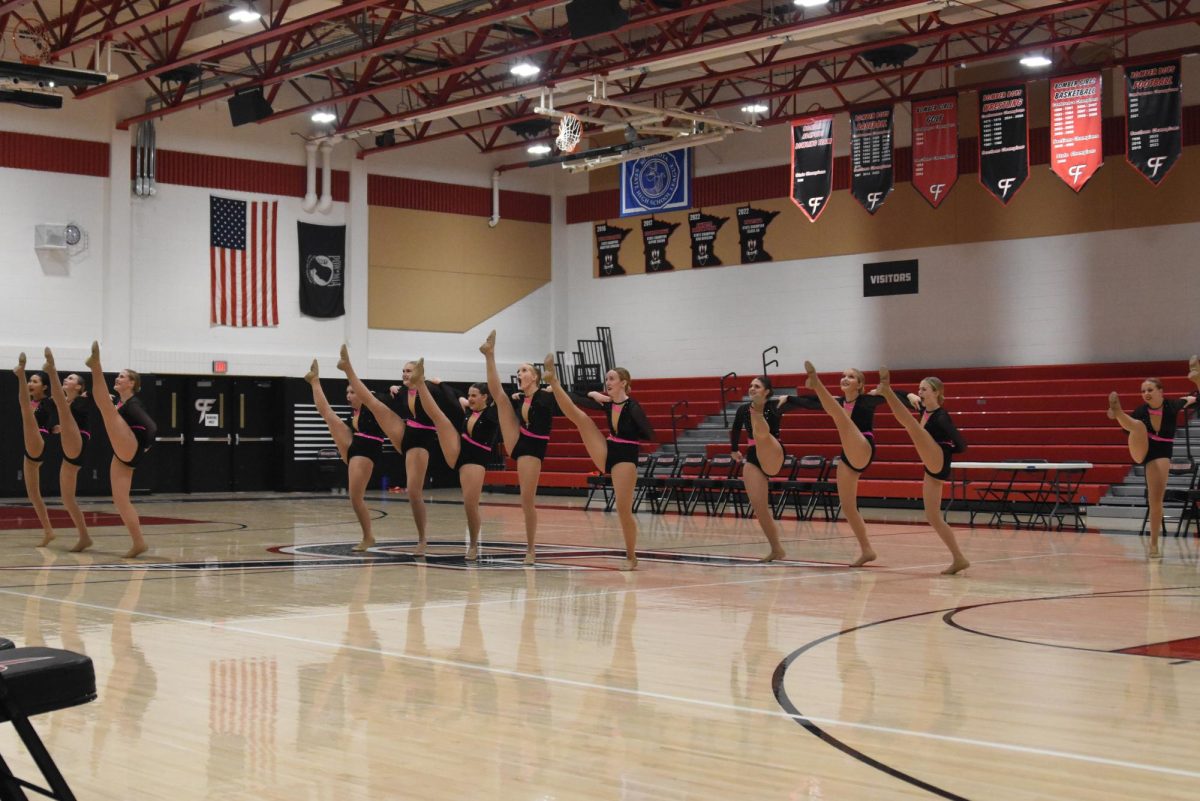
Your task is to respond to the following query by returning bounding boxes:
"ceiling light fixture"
[793,0,828,7]
[741,103,769,114]
[1019,54,1052,68]
[311,110,336,123]
[228,6,262,23]
[527,143,552,155]
[510,62,540,78]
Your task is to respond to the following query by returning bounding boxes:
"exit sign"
[212,360,228,374]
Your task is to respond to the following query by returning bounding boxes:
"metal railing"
[719,371,738,426]
[762,345,779,377]
[670,400,689,454]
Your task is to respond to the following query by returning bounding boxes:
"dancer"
[44,348,93,552]
[85,342,156,558]
[305,358,381,552]
[729,376,808,561]
[480,330,560,565]
[875,369,970,575]
[408,357,500,561]
[544,359,653,571]
[337,347,457,556]
[797,363,886,566]
[1107,356,1200,558]
[14,353,56,547]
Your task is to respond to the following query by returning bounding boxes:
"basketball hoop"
[555,113,582,153]
[9,15,52,64]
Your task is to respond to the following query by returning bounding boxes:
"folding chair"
[1029,467,1089,531]
[584,453,651,511]
[1140,459,1200,537]
[774,455,827,520]
[633,454,680,512]
[974,459,1046,528]
[690,454,740,516]
[656,454,707,514]
[767,455,798,519]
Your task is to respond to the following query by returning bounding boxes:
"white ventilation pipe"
[302,142,319,212]
[488,170,501,228]
[316,140,334,213]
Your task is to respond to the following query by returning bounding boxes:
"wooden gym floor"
[0,491,1197,800]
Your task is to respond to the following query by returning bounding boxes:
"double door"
[185,377,280,492]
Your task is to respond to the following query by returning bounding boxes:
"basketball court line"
[1,561,1197,783]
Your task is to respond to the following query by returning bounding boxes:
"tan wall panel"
[369,206,549,331]
[594,148,1200,276]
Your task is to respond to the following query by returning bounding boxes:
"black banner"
[850,105,894,213]
[1126,60,1182,185]
[863,259,918,297]
[790,115,834,221]
[736,206,778,264]
[297,222,345,318]
[641,218,680,273]
[595,223,631,277]
[688,211,728,268]
[978,84,1029,204]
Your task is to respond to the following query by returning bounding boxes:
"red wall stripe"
[151,150,350,201]
[0,131,108,177]
[368,174,550,223]
[567,103,1200,224]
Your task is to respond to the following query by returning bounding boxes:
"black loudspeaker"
[565,0,628,39]
[228,88,273,126]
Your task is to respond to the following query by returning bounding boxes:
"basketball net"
[555,113,582,153]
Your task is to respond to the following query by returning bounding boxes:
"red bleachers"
[485,360,1195,501]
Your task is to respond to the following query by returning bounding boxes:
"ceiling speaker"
[565,0,628,40]
[228,88,273,126]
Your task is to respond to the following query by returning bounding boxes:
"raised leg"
[44,348,83,459]
[15,353,46,460]
[459,464,486,560]
[481,330,520,453]
[1108,392,1148,464]
[412,360,462,468]
[836,462,875,566]
[405,447,430,555]
[805,361,872,469]
[87,342,139,463]
[306,361,352,461]
[923,475,969,575]
[347,455,375,551]
[611,461,640,570]
[748,399,784,478]
[516,455,542,564]
[338,345,407,450]
[877,368,947,473]
[743,463,785,561]
[1144,458,1169,559]
[109,460,147,558]
[544,355,608,471]
[60,464,92,552]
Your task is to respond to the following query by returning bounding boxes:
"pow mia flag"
[297,222,345,318]
[688,211,728,268]
[737,206,779,264]
[641,218,680,273]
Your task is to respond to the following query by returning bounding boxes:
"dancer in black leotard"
[336,347,460,556]
[14,353,56,547]
[1107,356,1200,559]
[408,358,500,561]
[796,362,886,566]
[43,348,93,552]
[729,376,808,561]
[875,370,969,574]
[480,330,561,565]
[305,358,383,552]
[544,359,654,571]
[86,342,157,558]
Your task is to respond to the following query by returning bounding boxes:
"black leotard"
[575,394,655,473]
[509,389,561,461]
[388,382,454,454]
[791,393,886,472]
[346,396,387,462]
[115,395,157,469]
[23,398,53,463]
[918,405,967,481]
[729,396,807,476]
[59,395,93,467]
[1131,396,1197,464]
[457,405,500,469]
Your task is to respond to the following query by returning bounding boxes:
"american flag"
[210,195,278,327]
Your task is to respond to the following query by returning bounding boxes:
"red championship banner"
[911,96,958,208]
[1049,72,1103,192]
